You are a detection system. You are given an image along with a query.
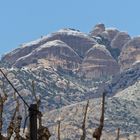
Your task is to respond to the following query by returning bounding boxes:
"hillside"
[0,23,140,139]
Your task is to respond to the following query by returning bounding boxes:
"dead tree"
[0,83,8,139]
[0,80,18,140]
[37,106,51,140]
[80,100,89,140]
[93,92,106,140]
[31,80,51,140]
[0,95,6,140]
[115,128,120,140]
[13,92,26,140]
[0,94,4,139]
[14,115,23,140]
[57,120,61,140]
[38,125,51,140]
[31,81,38,104]
[7,103,18,140]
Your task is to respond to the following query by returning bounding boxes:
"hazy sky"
[0,0,140,56]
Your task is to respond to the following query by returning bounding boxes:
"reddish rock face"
[78,44,120,80]
[119,37,140,70]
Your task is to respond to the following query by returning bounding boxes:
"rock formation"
[78,44,120,80]
[13,40,82,71]
[46,28,97,57]
[119,37,140,70]
[111,32,131,50]
[101,28,119,42]
[90,23,105,36]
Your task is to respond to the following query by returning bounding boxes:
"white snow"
[88,44,113,57]
[106,27,118,31]
[20,35,49,48]
[37,40,66,50]
[132,60,140,66]
[54,28,93,39]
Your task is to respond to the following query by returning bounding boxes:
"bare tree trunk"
[7,104,18,139]
[80,100,89,140]
[0,82,8,139]
[0,95,3,137]
[32,80,51,140]
[115,128,120,140]
[57,120,61,140]
[93,92,106,140]
[14,115,22,140]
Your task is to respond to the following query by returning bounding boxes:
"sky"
[0,0,140,57]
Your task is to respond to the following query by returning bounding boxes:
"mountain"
[1,29,96,66]
[13,40,82,70]
[0,23,140,139]
[1,25,121,80]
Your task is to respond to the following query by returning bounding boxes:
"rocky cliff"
[0,25,122,80]
[78,44,119,79]
[119,37,140,70]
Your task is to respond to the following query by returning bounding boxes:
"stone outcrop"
[90,23,105,36]
[14,40,82,70]
[1,36,49,66]
[78,44,120,79]
[90,24,119,43]
[101,28,119,42]
[119,37,140,70]
[46,28,97,57]
[2,29,96,67]
[2,24,140,80]
[111,32,131,50]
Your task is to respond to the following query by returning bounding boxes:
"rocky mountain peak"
[119,36,140,70]
[78,44,120,80]
[1,23,140,80]
[13,40,82,70]
[111,31,131,50]
[101,28,119,42]
[90,23,105,36]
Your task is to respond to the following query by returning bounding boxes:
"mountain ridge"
[0,23,140,139]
